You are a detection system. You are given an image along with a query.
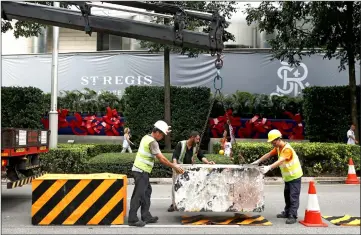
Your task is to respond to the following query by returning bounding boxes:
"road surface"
[2,183,360,234]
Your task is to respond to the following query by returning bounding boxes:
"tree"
[244,1,361,141]
[139,1,238,150]
[1,2,70,37]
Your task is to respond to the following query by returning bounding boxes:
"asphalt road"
[1,183,360,234]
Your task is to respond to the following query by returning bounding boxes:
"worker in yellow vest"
[128,120,184,227]
[251,129,303,224]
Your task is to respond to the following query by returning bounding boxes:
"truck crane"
[1,128,50,189]
[1,1,226,55]
[1,1,226,189]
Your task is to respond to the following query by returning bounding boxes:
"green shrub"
[87,153,233,178]
[1,86,45,128]
[41,144,124,173]
[41,143,360,177]
[87,144,124,157]
[122,86,211,149]
[303,86,360,142]
[213,142,222,154]
[231,142,360,177]
[41,148,90,174]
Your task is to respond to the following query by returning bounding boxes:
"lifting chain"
[193,53,227,164]
[213,53,236,144]
[213,53,223,92]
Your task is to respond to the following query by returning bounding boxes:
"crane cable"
[193,53,236,164]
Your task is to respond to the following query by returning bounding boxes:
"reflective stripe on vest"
[133,135,156,173]
[179,140,196,163]
[277,143,303,182]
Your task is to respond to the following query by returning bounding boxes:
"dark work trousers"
[128,171,153,223]
[283,177,302,218]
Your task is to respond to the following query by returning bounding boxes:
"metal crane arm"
[1,1,224,53]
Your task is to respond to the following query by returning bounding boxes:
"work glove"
[260,165,271,174]
[251,159,260,165]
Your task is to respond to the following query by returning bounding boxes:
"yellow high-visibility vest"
[133,135,156,173]
[277,143,303,182]
[178,140,196,163]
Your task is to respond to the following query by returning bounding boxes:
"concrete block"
[172,164,265,213]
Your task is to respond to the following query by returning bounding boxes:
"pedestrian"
[128,120,185,227]
[167,131,215,212]
[251,129,303,224]
[223,136,233,161]
[220,121,230,152]
[121,127,134,153]
[347,124,358,145]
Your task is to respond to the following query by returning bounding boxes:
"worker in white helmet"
[128,120,185,227]
[251,129,303,224]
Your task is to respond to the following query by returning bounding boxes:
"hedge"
[122,86,211,149]
[40,143,360,178]
[41,143,231,176]
[41,144,124,173]
[214,142,360,177]
[302,86,360,142]
[87,153,232,178]
[1,86,45,129]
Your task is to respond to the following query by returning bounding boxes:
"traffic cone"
[299,181,328,227]
[345,158,360,184]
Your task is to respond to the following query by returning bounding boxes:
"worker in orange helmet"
[251,129,303,224]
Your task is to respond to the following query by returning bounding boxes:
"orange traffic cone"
[345,158,360,184]
[299,181,328,227]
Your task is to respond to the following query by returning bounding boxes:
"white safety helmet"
[154,120,171,135]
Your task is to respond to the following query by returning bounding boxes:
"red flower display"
[100,107,122,136]
[209,110,305,140]
[41,107,124,136]
[40,109,69,130]
[209,109,241,138]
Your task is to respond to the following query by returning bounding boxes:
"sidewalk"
[127,177,360,185]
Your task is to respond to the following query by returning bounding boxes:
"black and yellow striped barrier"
[7,172,46,189]
[31,173,127,225]
[181,214,272,226]
[322,215,360,226]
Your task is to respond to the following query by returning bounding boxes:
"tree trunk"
[345,2,359,142]
[163,17,171,151]
[164,47,171,151]
[359,59,361,144]
[347,54,359,141]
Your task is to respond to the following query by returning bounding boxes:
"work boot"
[144,216,159,224]
[286,217,297,224]
[276,212,288,218]
[167,204,175,212]
[128,220,146,227]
